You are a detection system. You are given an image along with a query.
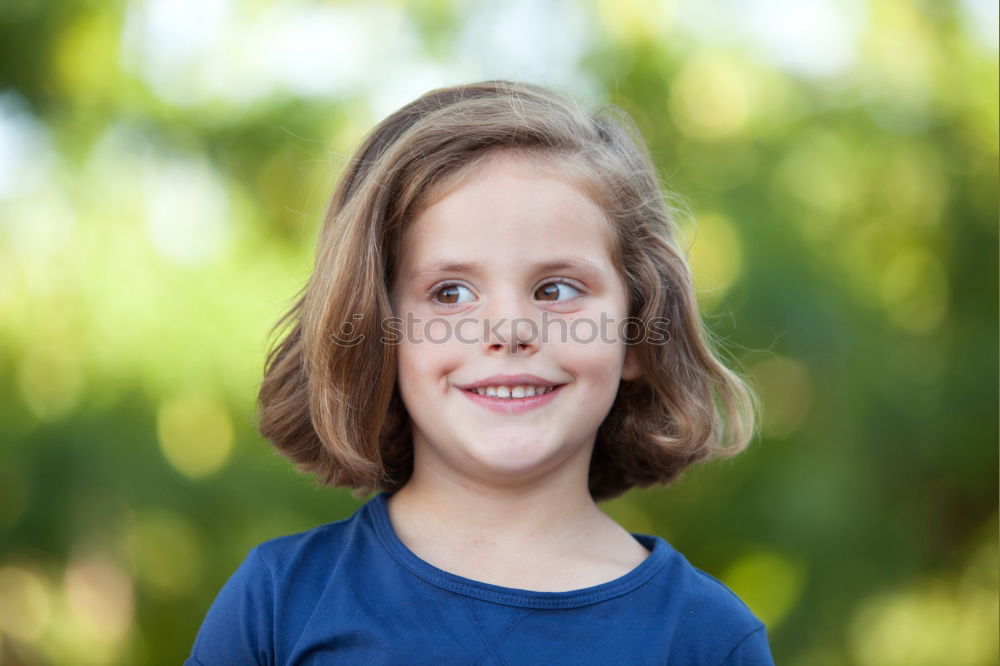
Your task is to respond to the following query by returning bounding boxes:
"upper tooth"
[474,385,553,398]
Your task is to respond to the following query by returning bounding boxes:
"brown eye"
[535,283,559,301]
[534,281,581,302]
[433,284,473,305]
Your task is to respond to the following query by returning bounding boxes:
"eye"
[534,280,582,302]
[432,282,475,306]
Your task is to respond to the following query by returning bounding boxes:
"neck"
[387,460,609,557]
[382,443,653,591]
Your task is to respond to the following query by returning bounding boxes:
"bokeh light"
[0,565,52,643]
[123,509,203,599]
[670,52,752,141]
[156,396,235,479]
[722,547,807,629]
[878,244,949,335]
[681,210,744,309]
[64,554,134,644]
[749,356,813,439]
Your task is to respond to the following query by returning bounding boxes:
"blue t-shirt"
[186,492,774,665]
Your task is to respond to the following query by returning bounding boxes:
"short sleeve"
[719,626,775,666]
[185,546,276,666]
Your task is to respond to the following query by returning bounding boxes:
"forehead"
[399,153,617,271]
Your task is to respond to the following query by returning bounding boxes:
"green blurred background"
[0,0,997,664]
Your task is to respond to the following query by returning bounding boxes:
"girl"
[186,80,774,664]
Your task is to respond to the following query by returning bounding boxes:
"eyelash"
[428,279,584,308]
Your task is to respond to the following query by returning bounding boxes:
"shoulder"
[645,538,773,664]
[187,503,375,665]
[656,540,761,626]
[253,511,360,577]
[245,499,391,607]
[682,563,762,627]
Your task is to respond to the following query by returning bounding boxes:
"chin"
[465,437,569,479]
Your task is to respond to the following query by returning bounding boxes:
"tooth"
[475,388,487,396]
[486,386,498,397]
[523,386,536,397]
[511,386,525,398]
[497,386,510,398]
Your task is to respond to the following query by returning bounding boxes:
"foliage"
[0,0,996,663]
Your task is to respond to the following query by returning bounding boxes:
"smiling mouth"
[463,385,564,399]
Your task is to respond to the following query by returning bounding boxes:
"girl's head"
[259,80,758,502]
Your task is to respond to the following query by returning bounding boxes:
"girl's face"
[389,153,641,493]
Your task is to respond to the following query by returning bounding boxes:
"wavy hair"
[258,80,760,502]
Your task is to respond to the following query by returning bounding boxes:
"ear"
[621,345,642,382]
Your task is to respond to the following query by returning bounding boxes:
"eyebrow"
[411,256,606,282]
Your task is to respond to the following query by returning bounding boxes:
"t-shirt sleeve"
[184,546,276,666]
[719,625,775,666]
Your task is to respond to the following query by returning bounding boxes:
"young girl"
[186,80,774,664]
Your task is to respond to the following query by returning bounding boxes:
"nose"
[482,292,541,356]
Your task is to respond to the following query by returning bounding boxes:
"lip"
[456,373,562,391]
[458,384,564,414]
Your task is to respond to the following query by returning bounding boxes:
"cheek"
[395,336,462,392]
[394,345,435,423]
[561,337,627,385]
[561,302,629,353]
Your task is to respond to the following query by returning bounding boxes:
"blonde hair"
[258,80,760,502]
